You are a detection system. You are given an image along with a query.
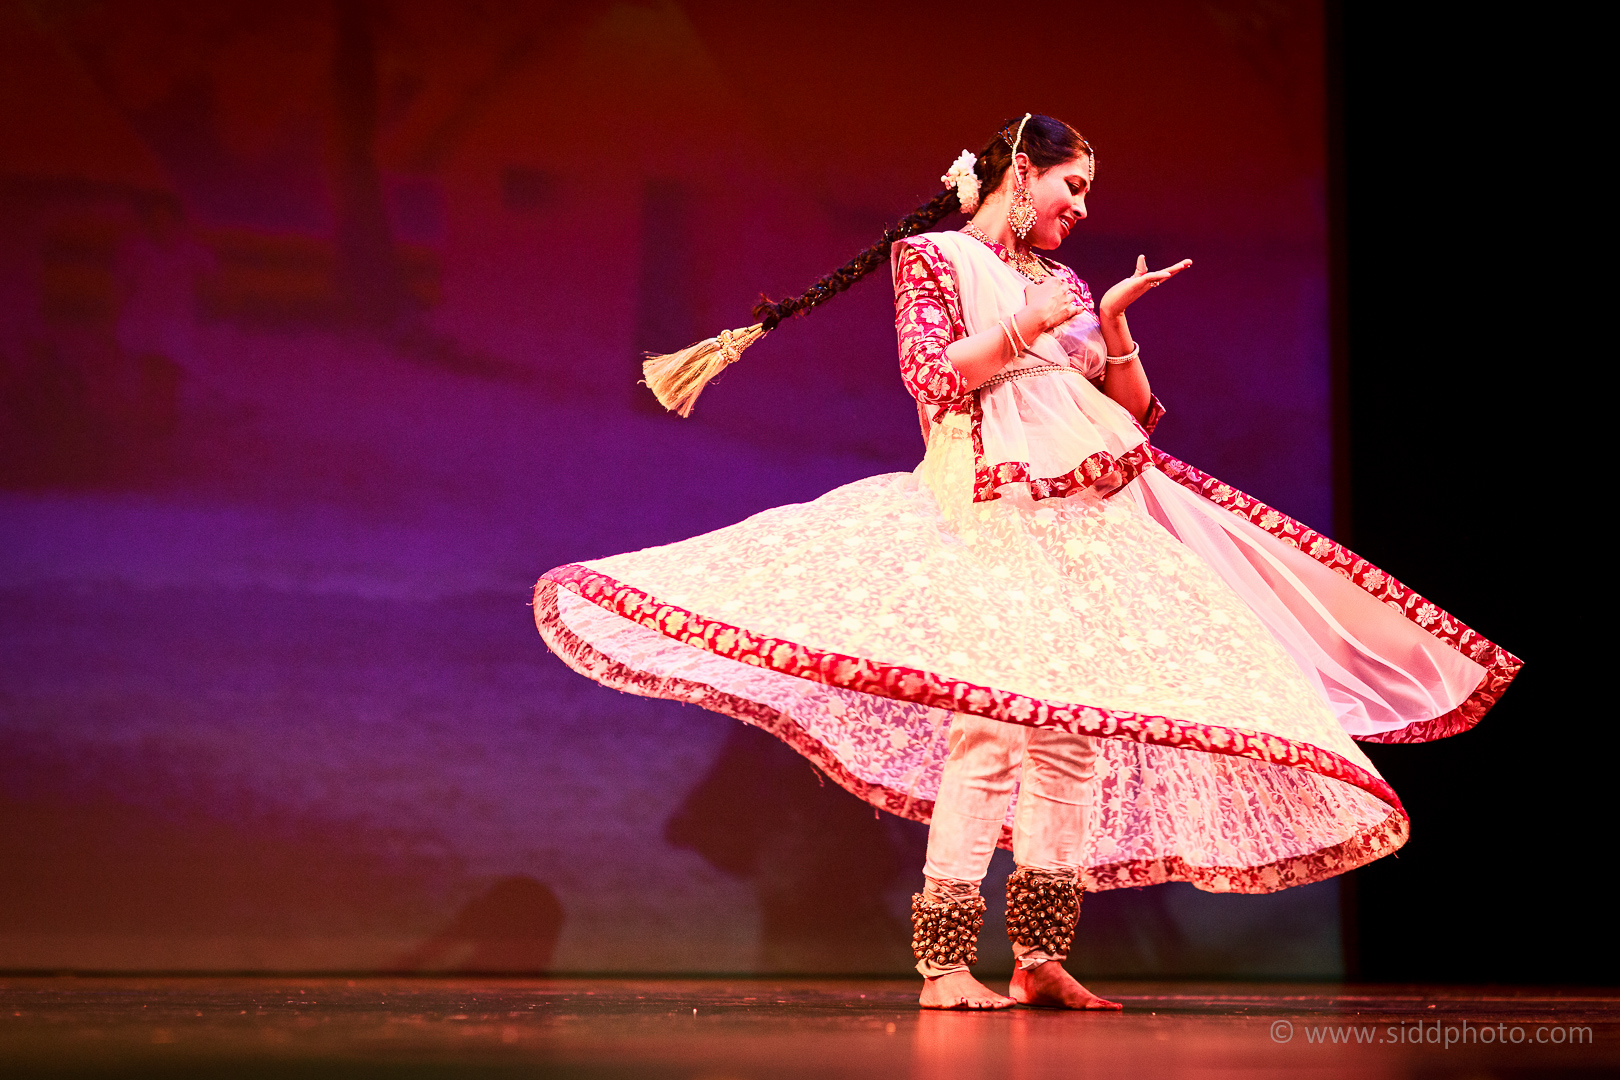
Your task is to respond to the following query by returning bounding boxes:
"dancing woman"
[532,115,1519,1010]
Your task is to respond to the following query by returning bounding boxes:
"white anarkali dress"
[534,230,1518,894]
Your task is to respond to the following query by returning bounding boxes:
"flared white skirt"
[535,416,1518,893]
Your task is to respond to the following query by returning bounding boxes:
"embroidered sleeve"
[1052,261,1096,319]
[1140,394,1167,435]
[893,239,970,408]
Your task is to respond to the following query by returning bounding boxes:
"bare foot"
[919,970,1016,1010]
[1008,963,1123,1010]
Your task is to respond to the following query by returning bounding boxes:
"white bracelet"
[998,318,1020,356]
[1104,341,1140,365]
[1008,314,1032,353]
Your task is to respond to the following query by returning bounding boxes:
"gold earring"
[1005,114,1037,240]
[1007,180,1037,240]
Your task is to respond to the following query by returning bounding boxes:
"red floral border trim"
[1150,448,1523,742]
[968,378,1158,504]
[971,440,1156,504]
[539,562,1403,815]
[535,577,1409,893]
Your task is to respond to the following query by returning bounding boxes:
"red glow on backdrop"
[2,1,1339,974]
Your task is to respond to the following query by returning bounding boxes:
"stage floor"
[3,977,1616,1077]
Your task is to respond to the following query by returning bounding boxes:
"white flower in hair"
[941,149,980,214]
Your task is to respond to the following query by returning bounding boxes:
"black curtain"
[1337,6,1605,983]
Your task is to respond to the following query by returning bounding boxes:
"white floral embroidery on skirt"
[543,412,1410,893]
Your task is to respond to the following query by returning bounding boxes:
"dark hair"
[751,115,1089,331]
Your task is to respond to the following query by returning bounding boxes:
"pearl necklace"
[962,224,1048,283]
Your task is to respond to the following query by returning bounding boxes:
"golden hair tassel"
[641,322,767,417]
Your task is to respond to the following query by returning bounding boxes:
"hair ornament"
[644,114,1088,417]
[642,322,766,417]
[1010,113,1033,151]
[941,150,981,214]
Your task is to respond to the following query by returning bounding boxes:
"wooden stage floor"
[3,977,1616,1077]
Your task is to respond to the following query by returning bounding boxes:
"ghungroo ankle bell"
[910,892,986,969]
[1005,867,1081,958]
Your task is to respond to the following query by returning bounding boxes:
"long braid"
[642,115,1088,417]
[751,187,961,330]
[641,185,962,415]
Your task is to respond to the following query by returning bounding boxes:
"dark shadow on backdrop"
[393,876,564,974]
[663,724,919,974]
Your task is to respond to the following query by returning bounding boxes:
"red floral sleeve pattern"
[1048,260,1096,320]
[1150,448,1523,742]
[1140,396,1167,435]
[893,238,970,411]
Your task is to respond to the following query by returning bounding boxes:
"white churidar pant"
[917,712,1098,977]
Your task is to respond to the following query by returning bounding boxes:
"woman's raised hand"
[1022,277,1083,333]
[1098,255,1192,318]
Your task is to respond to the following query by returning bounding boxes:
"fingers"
[1142,259,1193,289]
[1134,254,1148,276]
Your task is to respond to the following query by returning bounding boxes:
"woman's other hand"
[1098,255,1192,319]
[1022,277,1083,333]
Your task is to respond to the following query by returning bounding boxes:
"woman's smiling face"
[1023,153,1091,251]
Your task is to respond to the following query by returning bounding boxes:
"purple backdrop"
[2,0,1340,975]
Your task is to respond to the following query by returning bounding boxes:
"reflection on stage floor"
[3,977,1615,1078]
